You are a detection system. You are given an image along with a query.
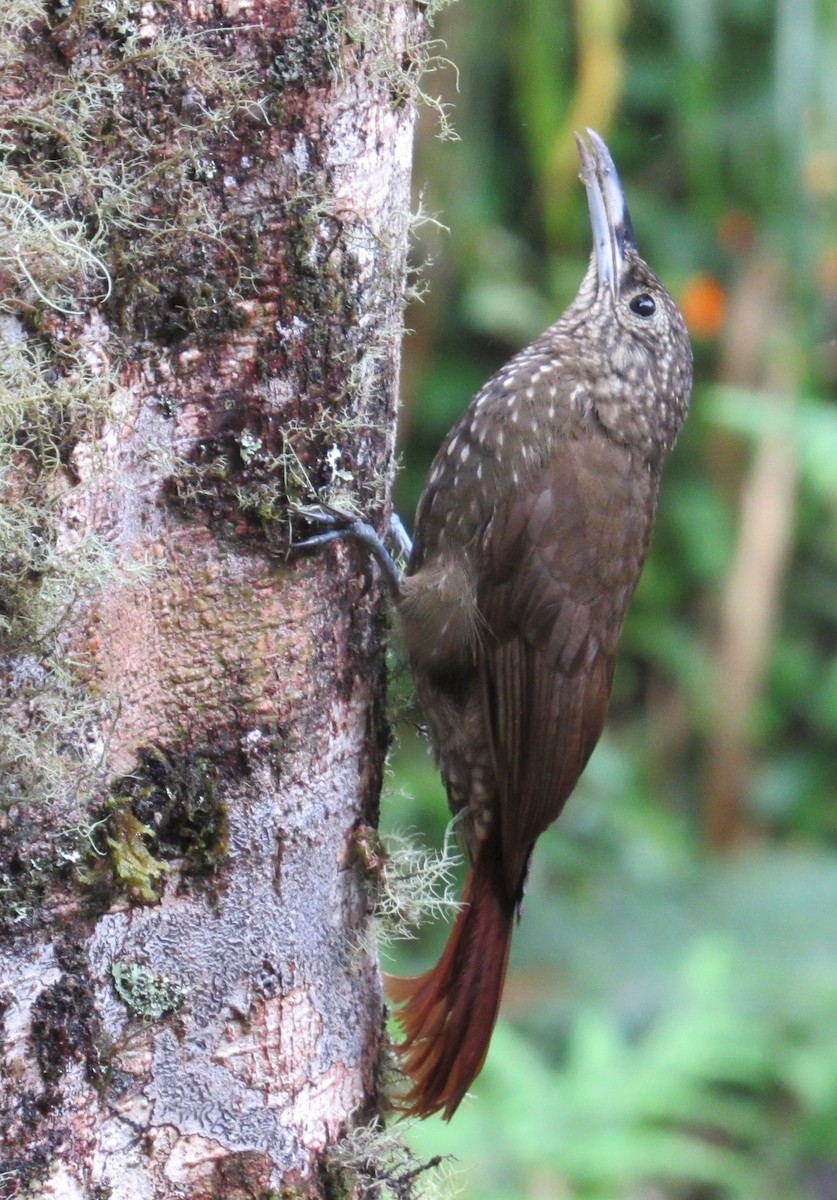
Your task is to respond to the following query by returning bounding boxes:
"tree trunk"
[0,1,421,1194]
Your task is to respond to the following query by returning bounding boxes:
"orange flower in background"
[681,272,727,339]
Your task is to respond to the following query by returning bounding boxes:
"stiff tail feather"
[386,836,515,1120]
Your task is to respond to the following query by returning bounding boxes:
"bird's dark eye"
[629,293,656,317]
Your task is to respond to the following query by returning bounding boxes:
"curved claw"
[292,503,357,532]
[292,505,403,598]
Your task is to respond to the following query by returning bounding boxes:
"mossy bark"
[0,0,420,1195]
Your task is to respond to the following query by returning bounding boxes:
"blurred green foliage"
[387,0,837,1196]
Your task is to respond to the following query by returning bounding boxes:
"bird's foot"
[293,504,408,596]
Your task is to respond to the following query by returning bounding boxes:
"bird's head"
[570,129,693,458]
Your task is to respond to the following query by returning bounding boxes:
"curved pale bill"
[575,128,636,295]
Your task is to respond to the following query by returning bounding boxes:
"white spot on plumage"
[461,443,470,462]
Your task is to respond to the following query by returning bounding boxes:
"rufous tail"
[386,835,515,1120]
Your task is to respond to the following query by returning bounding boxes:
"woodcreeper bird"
[297,130,693,1119]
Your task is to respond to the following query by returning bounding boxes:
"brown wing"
[476,433,655,900]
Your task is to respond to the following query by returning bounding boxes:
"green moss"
[105,809,170,903]
[111,961,189,1020]
[127,745,230,876]
[88,742,230,904]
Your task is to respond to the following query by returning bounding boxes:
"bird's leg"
[293,504,410,598]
